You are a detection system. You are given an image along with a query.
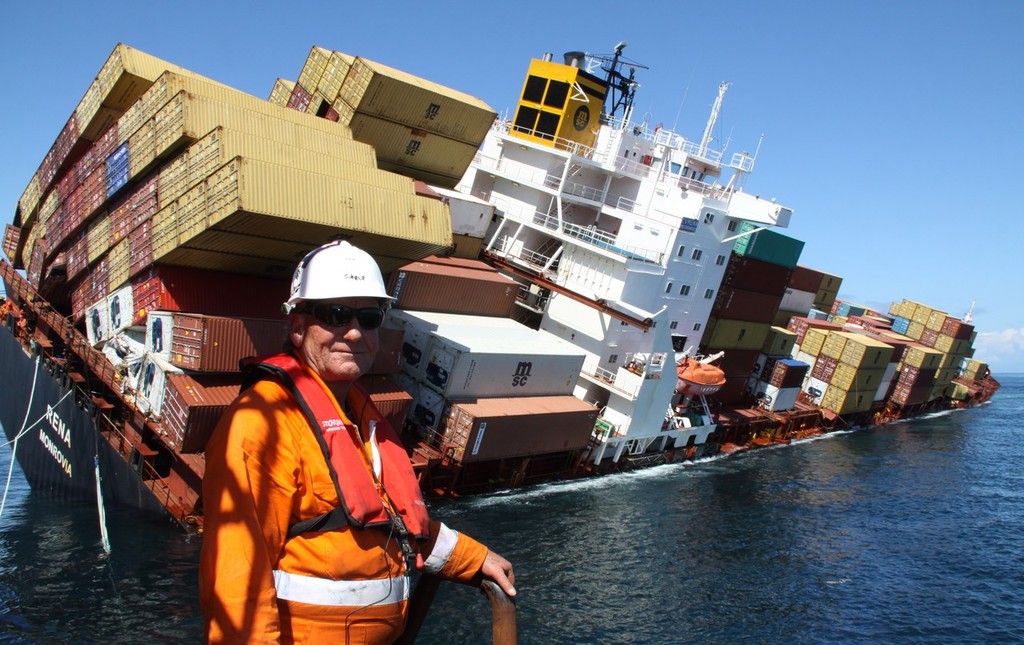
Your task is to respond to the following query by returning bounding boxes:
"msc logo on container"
[512,361,532,387]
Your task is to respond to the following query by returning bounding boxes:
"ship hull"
[0,322,170,520]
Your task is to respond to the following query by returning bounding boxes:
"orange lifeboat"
[675,358,726,395]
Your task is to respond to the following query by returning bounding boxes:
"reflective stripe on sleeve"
[422,522,459,574]
[273,570,410,607]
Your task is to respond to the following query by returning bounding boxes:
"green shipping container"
[732,222,805,269]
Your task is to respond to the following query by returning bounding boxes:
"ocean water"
[1,375,1022,644]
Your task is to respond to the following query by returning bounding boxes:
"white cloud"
[973,327,1024,374]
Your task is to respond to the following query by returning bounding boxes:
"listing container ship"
[0,43,1000,532]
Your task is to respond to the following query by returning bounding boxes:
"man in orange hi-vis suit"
[200,241,516,643]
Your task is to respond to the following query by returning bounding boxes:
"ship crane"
[582,40,649,121]
[963,300,976,324]
[698,81,729,158]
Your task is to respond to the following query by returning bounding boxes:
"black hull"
[0,321,170,520]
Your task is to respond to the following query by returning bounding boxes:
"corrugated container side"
[800,327,828,357]
[762,326,797,356]
[821,383,873,415]
[837,333,894,369]
[340,56,496,146]
[703,318,771,352]
[162,373,242,453]
[170,313,287,372]
[297,46,331,93]
[357,374,414,434]
[318,51,355,102]
[903,346,944,371]
[811,354,838,382]
[346,112,479,188]
[789,265,824,292]
[819,332,848,361]
[150,156,452,277]
[732,223,804,268]
[107,237,131,290]
[386,261,517,317]
[131,264,289,322]
[268,78,295,106]
[287,82,313,112]
[442,395,597,464]
[156,125,378,209]
[711,287,782,324]
[722,254,793,296]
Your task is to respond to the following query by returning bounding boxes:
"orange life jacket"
[242,353,431,542]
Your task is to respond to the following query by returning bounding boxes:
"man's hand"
[480,550,516,597]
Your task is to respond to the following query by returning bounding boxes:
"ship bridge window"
[679,284,691,296]
[727,220,739,232]
[543,81,570,108]
[609,354,619,364]
[704,289,715,299]
[677,245,685,257]
[692,322,701,332]
[671,335,687,351]
[665,282,673,294]
[691,249,703,261]
[670,162,682,175]
[716,255,726,266]
[704,212,715,224]
[670,321,679,330]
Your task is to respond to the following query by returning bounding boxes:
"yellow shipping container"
[821,383,874,415]
[346,111,481,188]
[18,44,219,223]
[926,309,949,331]
[107,237,130,290]
[773,309,801,328]
[906,321,925,340]
[157,126,381,209]
[151,156,452,277]
[910,303,933,325]
[903,346,944,370]
[801,327,828,357]
[837,332,894,369]
[87,215,112,264]
[317,51,355,102]
[339,56,496,146]
[704,318,771,351]
[297,46,331,93]
[763,326,797,356]
[829,362,887,393]
[820,331,848,360]
[268,78,295,106]
[128,87,371,183]
[965,360,990,380]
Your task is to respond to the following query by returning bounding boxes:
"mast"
[698,82,729,158]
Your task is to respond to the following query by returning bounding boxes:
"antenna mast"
[698,82,729,157]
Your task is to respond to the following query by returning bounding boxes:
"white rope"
[95,453,111,555]
[0,354,41,519]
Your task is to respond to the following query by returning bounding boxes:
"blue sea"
[1,375,1022,644]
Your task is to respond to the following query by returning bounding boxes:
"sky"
[1,1,1020,373]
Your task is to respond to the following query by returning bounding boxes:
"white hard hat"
[282,240,393,314]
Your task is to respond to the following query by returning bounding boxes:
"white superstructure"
[453,47,792,466]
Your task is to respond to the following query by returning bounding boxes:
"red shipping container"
[169,312,287,372]
[715,349,760,379]
[386,260,518,317]
[789,265,824,292]
[940,316,974,341]
[442,395,598,464]
[162,373,242,453]
[722,255,793,297]
[811,355,838,382]
[358,374,413,433]
[131,264,289,325]
[712,286,782,324]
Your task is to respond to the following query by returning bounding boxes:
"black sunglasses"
[301,303,386,330]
